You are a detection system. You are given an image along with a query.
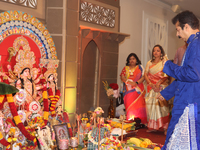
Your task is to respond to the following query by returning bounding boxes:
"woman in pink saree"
[144,45,170,134]
[120,53,147,124]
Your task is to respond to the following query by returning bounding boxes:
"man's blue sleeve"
[163,53,200,82]
[160,80,176,100]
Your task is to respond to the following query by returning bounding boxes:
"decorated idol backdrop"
[0,11,67,149]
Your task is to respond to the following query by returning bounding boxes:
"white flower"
[113,89,120,98]
[106,88,114,97]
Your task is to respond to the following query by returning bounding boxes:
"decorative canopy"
[0,11,57,60]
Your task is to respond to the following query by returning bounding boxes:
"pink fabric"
[122,65,147,124]
[124,83,147,124]
[173,44,187,66]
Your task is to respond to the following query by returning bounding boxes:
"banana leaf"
[0,82,19,95]
[129,146,152,150]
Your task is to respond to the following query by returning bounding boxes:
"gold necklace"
[129,66,137,75]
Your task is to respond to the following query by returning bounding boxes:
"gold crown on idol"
[13,47,36,76]
[40,58,59,81]
[12,36,36,76]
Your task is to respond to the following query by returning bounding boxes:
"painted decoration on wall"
[0,0,37,9]
[80,0,115,28]
[147,19,168,59]
[142,12,168,66]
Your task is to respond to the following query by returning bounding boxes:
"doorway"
[79,40,100,114]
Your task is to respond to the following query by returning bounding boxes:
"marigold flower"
[10,128,15,134]
[154,147,161,150]
[7,138,12,143]
[86,123,91,128]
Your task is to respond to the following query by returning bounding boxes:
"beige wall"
[117,0,185,87]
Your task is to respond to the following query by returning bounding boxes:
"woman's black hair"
[47,74,56,92]
[18,67,34,95]
[20,67,30,75]
[126,53,141,66]
[55,105,63,113]
[151,45,165,62]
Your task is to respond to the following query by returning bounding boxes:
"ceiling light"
[171,4,181,13]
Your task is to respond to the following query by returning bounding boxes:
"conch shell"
[7,47,16,62]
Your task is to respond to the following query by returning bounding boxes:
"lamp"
[171,4,181,13]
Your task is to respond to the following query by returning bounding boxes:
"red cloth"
[0,35,41,73]
[122,66,147,124]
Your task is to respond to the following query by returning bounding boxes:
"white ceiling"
[158,0,200,19]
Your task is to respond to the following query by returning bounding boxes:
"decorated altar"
[0,10,164,150]
[0,10,68,150]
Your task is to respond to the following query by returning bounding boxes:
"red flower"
[109,83,118,90]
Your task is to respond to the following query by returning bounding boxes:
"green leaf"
[129,145,152,150]
[0,82,19,95]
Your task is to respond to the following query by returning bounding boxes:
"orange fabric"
[124,83,147,124]
[147,115,169,130]
[147,71,168,93]
[122,65,147,124]
[124,66,142,91]
[145,61,169,130]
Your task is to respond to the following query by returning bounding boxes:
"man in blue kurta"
[158,11,200,149]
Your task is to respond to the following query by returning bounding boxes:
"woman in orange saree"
[120,53,147,124]
[144,45,170,134]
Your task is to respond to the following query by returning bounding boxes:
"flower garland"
[0,95,10,148]
[0,95,5,106]
[6,127,18,149]
[42,87,49,126]
[0,131,10,148]
[6,94,37,145]
[48,88,60,117]
[103,124,111,131]
[0,86,49,149]
[28,116,45,128]
[100,135,123,150]
[88,130,106,145]
[0,94,30,150]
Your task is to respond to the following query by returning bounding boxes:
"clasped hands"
[149,83,160,92]
[149,83,165,100]
[126,80,137,87]
[156,92,165,101]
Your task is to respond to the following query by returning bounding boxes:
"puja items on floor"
[71,107,137,150]
[109,118,136,132]
[127,137,163,150]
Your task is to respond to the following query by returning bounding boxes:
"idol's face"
[23,68,30,77]
[153,46,161,59]
[129,56,137,66]
[175,21,188,42]
[48,74,54,81]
